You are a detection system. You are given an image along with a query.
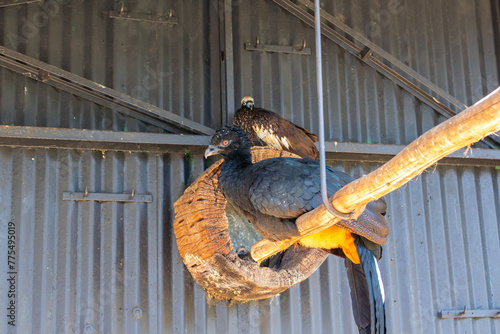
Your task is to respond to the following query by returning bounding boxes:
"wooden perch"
[252,87,500,262]
[173,147,330,301]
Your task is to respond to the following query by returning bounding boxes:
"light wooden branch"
[251,87,500,262]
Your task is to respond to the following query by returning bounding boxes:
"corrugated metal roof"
[0,0,499,333]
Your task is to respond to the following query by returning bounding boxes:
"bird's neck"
[219,150,252,204]
[222,150,253,171]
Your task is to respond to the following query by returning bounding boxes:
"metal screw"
[83,324,94,333]
[133,307,143,318]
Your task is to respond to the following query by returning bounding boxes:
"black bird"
[231,96,319,159]
[205,126,387,334]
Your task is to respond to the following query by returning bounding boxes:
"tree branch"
[251,86,500,262]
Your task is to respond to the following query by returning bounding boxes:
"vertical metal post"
[220,0,235,125]
[315,0,350,218]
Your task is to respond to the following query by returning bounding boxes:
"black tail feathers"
[345,236,386,334]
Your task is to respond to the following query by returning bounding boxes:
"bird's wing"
[248,110,291,150]
[292,123,318,142]
[247,109,318,158]
[246,157,322,240]
[248,158,349,219]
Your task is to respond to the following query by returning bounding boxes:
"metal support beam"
[220,0,235,124]
[0,126,499,167]
[270,0,500,148]
[0,0,41,7]
[0,125,210,155]
[0,46,214,136]
[297,0,467,110]
[323,141,500,167]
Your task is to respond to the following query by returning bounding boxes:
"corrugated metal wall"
[0,0,221,130]
[0,148,164,334]
[232,0,499,146]
[0,0,499,333]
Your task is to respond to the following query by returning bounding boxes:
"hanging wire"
[314,0,352,220]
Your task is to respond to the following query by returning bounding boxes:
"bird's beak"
[204,145,221,158]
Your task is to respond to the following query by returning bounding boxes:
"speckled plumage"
[231,96,319,159]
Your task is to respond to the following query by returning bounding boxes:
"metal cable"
[314,0,352,220]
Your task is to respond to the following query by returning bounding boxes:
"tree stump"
[173,147,329,301]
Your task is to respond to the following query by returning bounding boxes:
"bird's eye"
[222,140,229,146]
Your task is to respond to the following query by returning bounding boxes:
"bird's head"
[241,96,254,110]
[204,125,252,159]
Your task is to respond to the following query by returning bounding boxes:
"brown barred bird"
[231,96,319,159]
